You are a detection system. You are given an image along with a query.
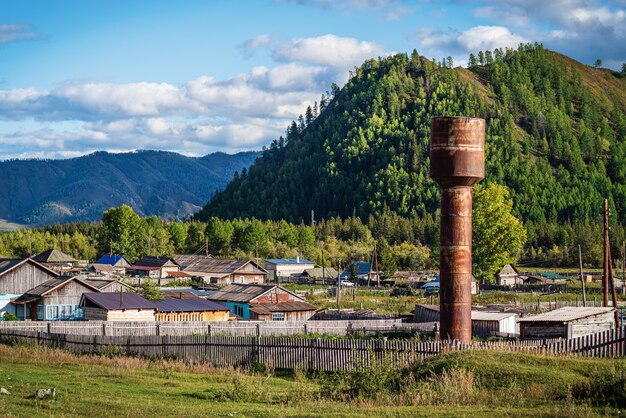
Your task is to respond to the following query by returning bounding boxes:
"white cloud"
[0,23,41,45]
[457,26,528,52]
[273,34,387,68]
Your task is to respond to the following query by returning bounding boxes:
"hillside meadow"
[0,343,624,417]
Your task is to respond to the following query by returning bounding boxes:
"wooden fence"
[0,319,432,338]
[1,327,624,371]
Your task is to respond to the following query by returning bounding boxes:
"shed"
[413,304,518,338]
[299,267,339,282]
[11,276,101,321]
[153,298,230,321]
[80,292,157,321]
[497,264,521,286]
[32,249,77,271]
[0,258,59,319]
[518,307,616,339]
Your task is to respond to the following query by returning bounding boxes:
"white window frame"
[272,312,285,321]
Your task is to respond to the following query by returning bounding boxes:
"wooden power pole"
[603,199,610,307]
[579,245,587,307]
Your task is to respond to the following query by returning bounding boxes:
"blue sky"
[1,0,625,159]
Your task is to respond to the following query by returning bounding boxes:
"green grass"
[0,344,625,417]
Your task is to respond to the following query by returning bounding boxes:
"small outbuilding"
[32,249,77,272]
[80,292,157,321]
[413,304,518,338]
[519,307,616,339]
[153,298,230,321]
[183,258,267,285]
[497,264,521,286]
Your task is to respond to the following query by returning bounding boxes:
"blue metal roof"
[265,258,315,265]
[96,255,127,266]
[340,261,372,278]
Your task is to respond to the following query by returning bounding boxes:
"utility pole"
[609,244,620,326]
[311,210,315,228]
[373,241,380,287]
[579,245,587,307]
[336,260,341,310]
[205,238,209,256]
[603,198,610,307]
[321,243,326,284]
[255,241,259,267]
[109,239,113,257]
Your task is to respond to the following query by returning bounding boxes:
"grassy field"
[0,343,625,417]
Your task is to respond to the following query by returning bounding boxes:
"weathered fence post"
[207,324,212,336]
[102,323,106,337]
[304,323,308,335]
[156,324,160,337]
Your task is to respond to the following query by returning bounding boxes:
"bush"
[2,312,19,321]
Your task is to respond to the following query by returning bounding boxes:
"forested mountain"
[0,150,259,225]
[196,45,626,250]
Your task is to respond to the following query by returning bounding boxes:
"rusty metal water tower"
[430,117,485,342]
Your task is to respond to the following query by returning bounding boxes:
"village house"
[299,267,339,283]
[80,292,157,321]
[497,264,522,286]
[127,256,180,283]
[153,298,230,321]
[78,277,134,293]
[339,261,379,283]
[0,258,60,319]
[264,257,316,281]
[207,283,317,321]
[32,249,78,272]
[94,254,131,275]
[174,254,210,269]
[183,258,267,285]
[518,307,616,339]
[11,276,101,321]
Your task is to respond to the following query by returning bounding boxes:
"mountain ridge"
[195,45,626,230]
[0,149,259,225]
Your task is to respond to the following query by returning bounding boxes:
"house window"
[234,305,244,317]
[37,304,44,320]
[239,276,245,283]
[45,304,81,320]
[272,312,285,321]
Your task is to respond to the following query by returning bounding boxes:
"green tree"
[594,58,602,68]
[468,53,478,68]
[99,205,142,261]
[473,184,527,282]
[377,238,397,278]
[205,217,233,255]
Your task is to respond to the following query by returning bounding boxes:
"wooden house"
[518,307,616,339]
[0,258,60,294]
[78,277,134,293]
[32,249,77,272]
[264,257,316,281]
[95,255,131,274]
[174,254,211,270]
[208,283,317,320]
[299,267,339,283]
[127,256,180,284]
[11,276,100,321]
[497,264,521,286]
[183,258,267,285]
[80,292,157,321]
[153,298,230,321]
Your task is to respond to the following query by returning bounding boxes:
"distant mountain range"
[0,150,259,225]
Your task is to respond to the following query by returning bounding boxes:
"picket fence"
[0,319,432,338]
[1,327,624,371]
